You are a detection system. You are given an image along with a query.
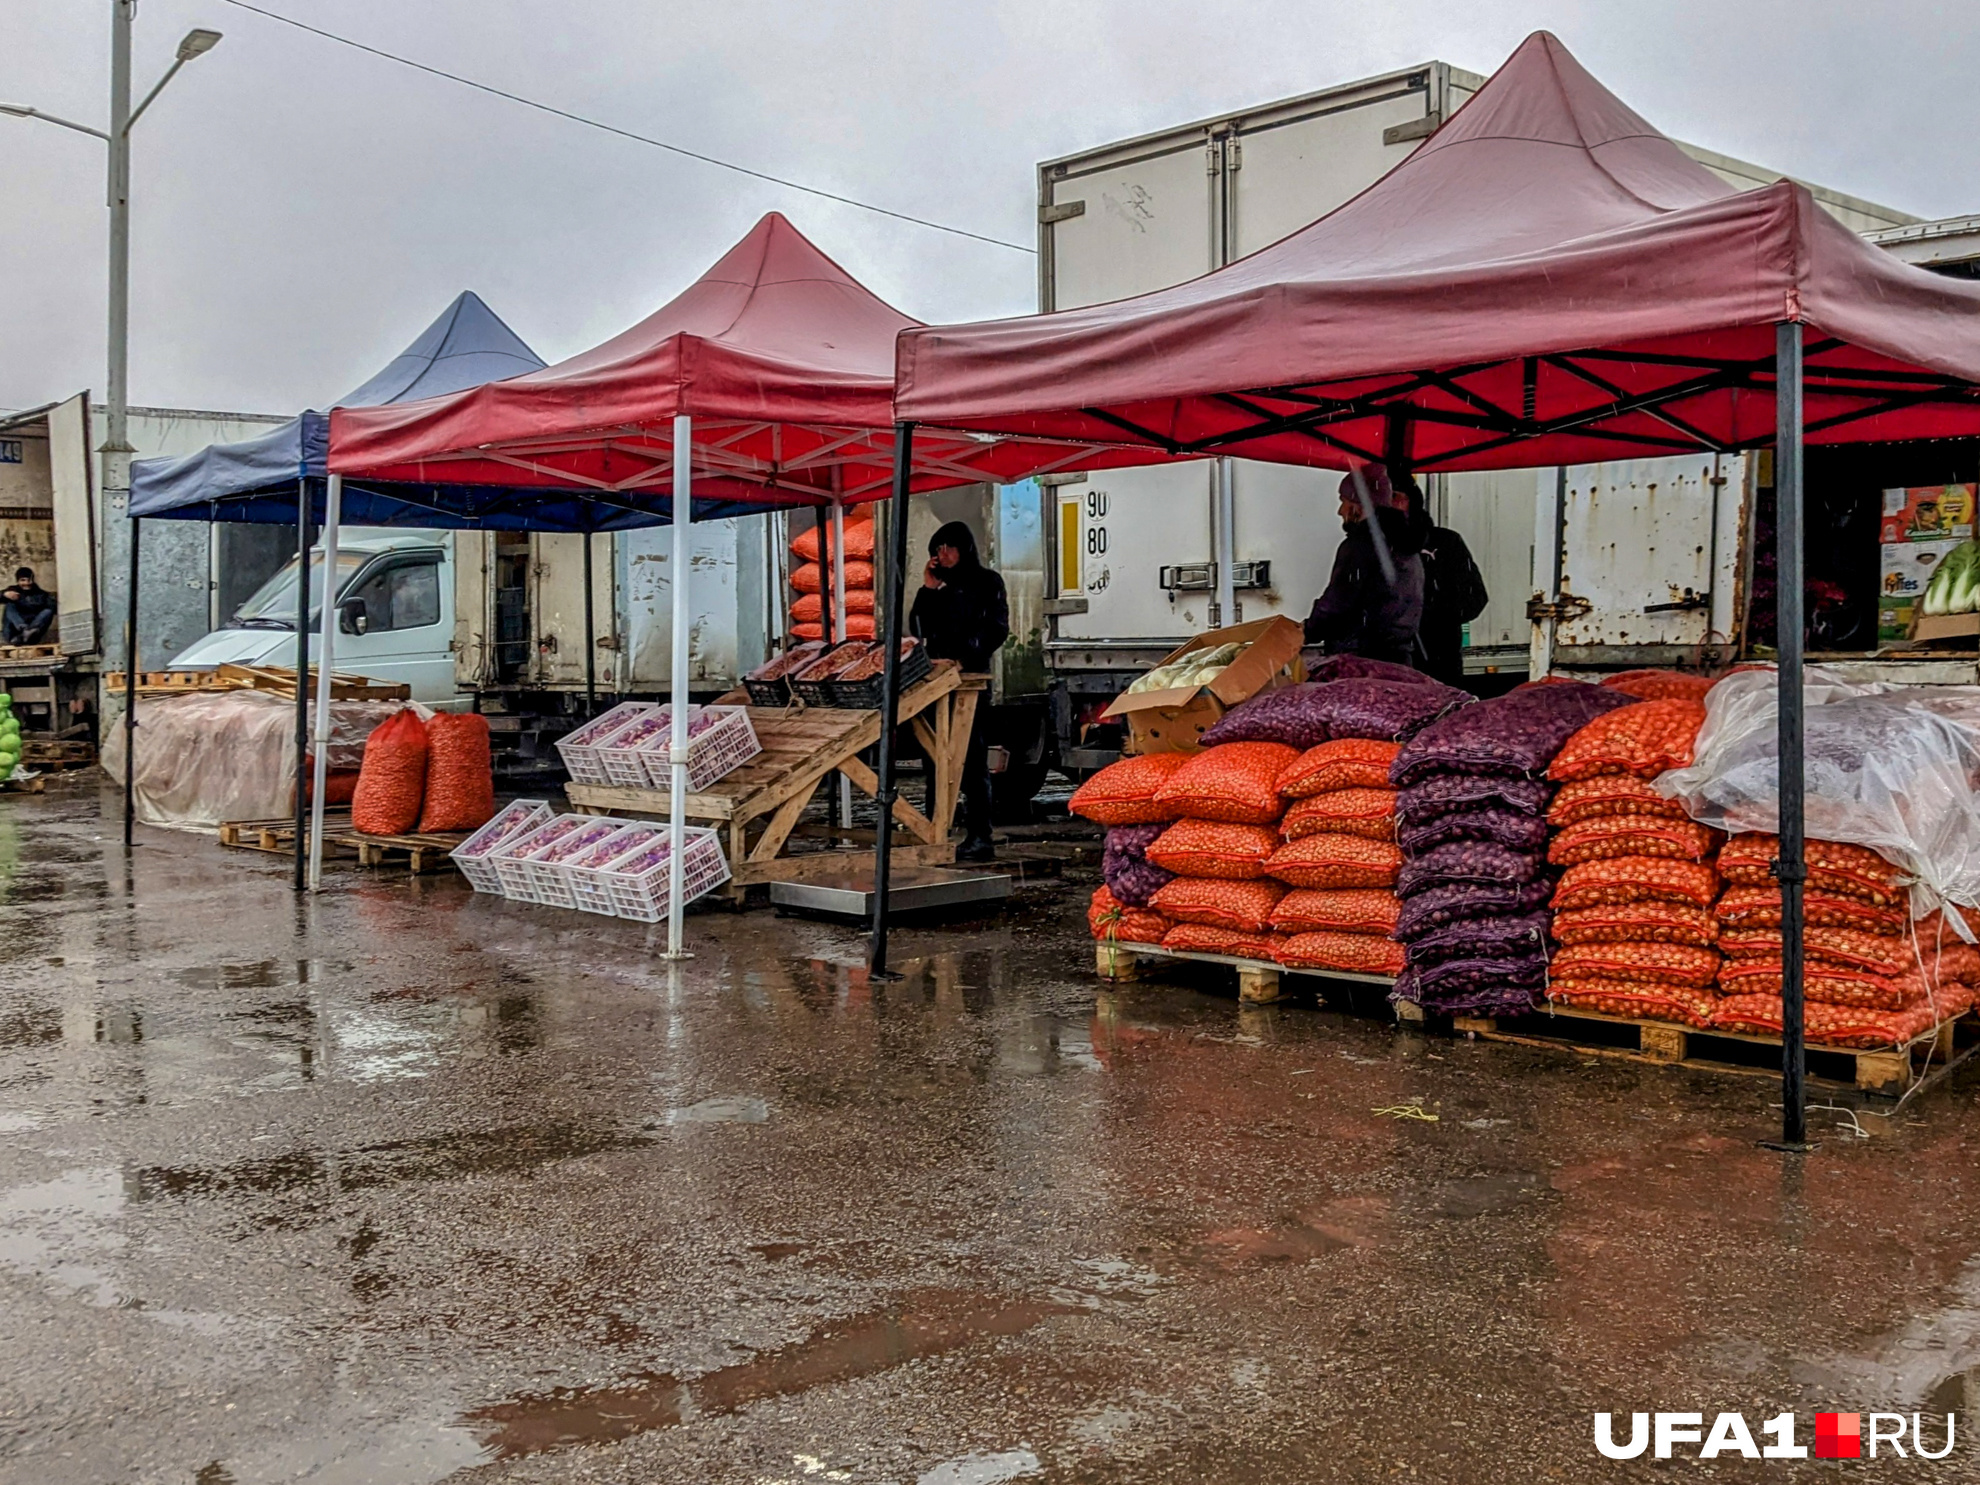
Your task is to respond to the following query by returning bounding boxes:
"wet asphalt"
[4,777,1980,1484]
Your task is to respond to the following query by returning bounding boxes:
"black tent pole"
[583,516,597,718]
[867,421,914,976]
[122,514,140,849]
[1774,319,1808,1149]
[292,478,314,893]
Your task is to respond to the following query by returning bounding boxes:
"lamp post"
[5,7,222,847]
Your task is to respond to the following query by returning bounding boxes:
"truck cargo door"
[47,393,98,654]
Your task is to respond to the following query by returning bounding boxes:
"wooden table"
[564,662,986,894]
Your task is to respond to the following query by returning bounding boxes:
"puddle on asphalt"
[659,1096,770,1126]
[917,1448,1042,1484]
[1427,1173,1552,1220]
[125,1120,650,1212]
[467,1288,1077,1459]
[0,1004,62,1050]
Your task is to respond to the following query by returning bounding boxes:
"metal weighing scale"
[769,863,1013,918]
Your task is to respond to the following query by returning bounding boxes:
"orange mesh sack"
[1547,815,1718,866]
[1263,834,1402,890]
[1719,835,1906,905]
[1551,941,1719,987]
[1144,820,1280,880]
[790,511,877,564]
[1282,789,1397,843]
[1552,903,1717,947]
[418,713,497,833]
[1276,931,1407,976]
[1548,699,1707,782]
[1718,925,1913,976]
[1276,739,1402,798]
[351,709,429,836]
[1713,885,1907,934]
[1069,753,1193,826]
[1552,858,1719,911]
[1717,959,1926,1012]
[1547,775,1691,827]
[1549,978,1718,1028]
[790,590,877,622]
[1150,877,1285,934]
[1088,886,1169,945]
[791,561,875,595]
[1162,924,1283,960]
[1151,741,1298,825]
[1269,888,1401,936]
[1600,669,1717,703]
[1712,989,1975,1048]
[792,616,876,642]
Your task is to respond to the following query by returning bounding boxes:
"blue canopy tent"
[124,291,558,884]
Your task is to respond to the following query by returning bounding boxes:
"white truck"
[1031,59,1922,765]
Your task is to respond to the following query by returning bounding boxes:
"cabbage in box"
[1101,616,1304,755]
[1883,483,1978,642]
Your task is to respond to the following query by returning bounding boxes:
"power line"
[213,0,1034,254]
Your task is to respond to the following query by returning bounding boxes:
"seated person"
[2,568,57,645]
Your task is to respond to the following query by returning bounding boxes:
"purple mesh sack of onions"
[1307,677,1470,742]
[1396,808,1549,855]
[1390,682,1635,787]
[1394,954,1549,1015]
[1395,775,1552,821]
[1395,878,1554,940]
[1303,653,1438,685]
[1404,911,1551,966]
[1103,823,1175,908]
[1198,684,1332,750]
[1396,839,1546,896]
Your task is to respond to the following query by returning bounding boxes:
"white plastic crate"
[554,701,657,786]
[489,815,592,902]
[523,816,643,909]
[592,709,679,789]
[631,705,764,792]
[450,799,554,893]
[564,822,666,915]
[597,826,732,922]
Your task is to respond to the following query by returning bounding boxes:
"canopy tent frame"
[886,30,1980,1146]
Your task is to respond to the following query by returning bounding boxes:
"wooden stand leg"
[1236,966,1281,1004]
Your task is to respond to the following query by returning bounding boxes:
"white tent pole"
[830,487,852,823]
[307,473,342,892]
[665,413,693,959]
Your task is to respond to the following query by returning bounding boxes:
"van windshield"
[230,550,369,629]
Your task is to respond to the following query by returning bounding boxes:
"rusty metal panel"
[1553,453,1746,652]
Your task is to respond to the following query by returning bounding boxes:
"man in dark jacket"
[1302,465,1425,666]
[910,521,1009,861]
[2,568,57,646]
[1404,484,1490,689]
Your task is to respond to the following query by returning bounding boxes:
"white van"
[170,534,457,703]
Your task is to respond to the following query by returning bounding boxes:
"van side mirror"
[338,598,369,635]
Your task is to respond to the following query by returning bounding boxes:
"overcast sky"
[6,0,1979,416]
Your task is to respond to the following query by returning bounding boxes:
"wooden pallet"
[219,811,355,855]
[1094,941,1396,1006]
[1449,1003,1980,1097]
[0,644,59,663]
[20,739,94,770]
[330,828,469,874]
[106,665,409,701]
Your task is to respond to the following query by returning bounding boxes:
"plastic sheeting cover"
[1657,666,1980,923]
[101,690,406,832]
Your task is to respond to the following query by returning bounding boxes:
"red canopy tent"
[332,213,1142,961]
[331,211,1136,506]
[893,31,1980,1143]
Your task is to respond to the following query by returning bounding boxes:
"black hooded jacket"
[1301,506,1427,666]
[910,521,1009,672]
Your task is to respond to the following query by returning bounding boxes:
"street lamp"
[3,5,221,847]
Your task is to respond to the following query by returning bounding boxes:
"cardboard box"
[1102,615,1305,755]
[1879,485,1976,642]
[1910,610,1980,644]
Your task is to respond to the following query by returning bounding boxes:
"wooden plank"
[1639,1024,1688,1063]
[836,755,942,846]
